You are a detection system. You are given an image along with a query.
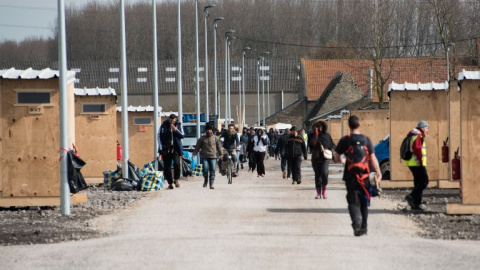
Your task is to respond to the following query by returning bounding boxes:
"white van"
[182,122,206,152]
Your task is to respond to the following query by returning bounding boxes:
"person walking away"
[267,128,278,158]
[253,128,269,177]
[193,123,223,189]
[246,127,257,172]
[404,120,430,211]
[240,127,249,169]
[286,126,307,184]
[220,124,240,177]
[334,115,381,236]
[301,129,308,152]
[308,119,335,199]
[276,128,291,179]
[159,114,185,189]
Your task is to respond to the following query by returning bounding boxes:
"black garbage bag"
[157,159,164,171]
[67,150,88,194]
[181,156,193,177]
[127,161,143,190]
[112,179,133,191]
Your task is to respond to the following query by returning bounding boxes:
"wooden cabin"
[74,87,117,183]
[0,68,86,206]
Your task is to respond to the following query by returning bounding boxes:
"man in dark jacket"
[276,128,291,179]
[158,114,184,189]
[220,124,240,176]
[286,126,307,185]
[246,127,257,172]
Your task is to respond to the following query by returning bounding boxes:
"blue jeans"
[202,158,217,181]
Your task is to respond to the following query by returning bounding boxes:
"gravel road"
[1,158,479,270]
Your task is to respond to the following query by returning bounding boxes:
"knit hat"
[205,122,213,130]
[417,120,429,129]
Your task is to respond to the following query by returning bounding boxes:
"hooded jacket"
[158,118,184,155]
[308,120,335,162]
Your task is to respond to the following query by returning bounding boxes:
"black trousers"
[288,156,303,181]
[312,160,329,187]
[255,151,266,175]
[346,183,369,233]
[408,166,429,205]
[163,149,181,185]
[248,151,256,171]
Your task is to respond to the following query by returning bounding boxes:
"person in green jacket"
[193,123,223,189]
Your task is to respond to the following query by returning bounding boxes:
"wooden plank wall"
[116,111,161,168]
[390,90,448,181]
[75,95,117,177]
[1,79,75,197]
[341,112,349,137]
[328,118,342,145]
[350,109,390,145]
[460,80,480,204]
[448,81,461,181]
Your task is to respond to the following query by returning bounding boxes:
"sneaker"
[174,180,180,188]
[292,180,295,185]
[404,194,415,208]
[297,180,301,185]
[221,170,226,176]
[168,184,174,190]
[353,223,362,237]
[233,172,238,177]
[282,171,286,179]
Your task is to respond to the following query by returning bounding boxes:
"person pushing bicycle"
[220,123,240,177]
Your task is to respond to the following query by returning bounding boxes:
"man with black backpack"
[404,120,430,211]
[334,115,382,237]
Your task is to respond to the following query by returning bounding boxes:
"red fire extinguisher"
[442,137,449,163]
[116,141,122,161]
[452,147,461,180]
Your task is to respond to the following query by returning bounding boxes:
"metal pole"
[242,51,246,127]
[262,57,265,127]
[58,0,70,215]
[224,36,228,127]
[152,0,160,170]
[213,22,218,118]
[204,6,214,123]
[281,90,284,110]
[177,0,183,124]
[446,47,450,81]
[239,67,242,127]
[267,72,270,116]
[120,0,129,180]
[227,38,231,123]
[195,0,200,142]
[256,58,260,126]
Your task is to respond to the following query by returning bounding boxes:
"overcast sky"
[0,0,151,42]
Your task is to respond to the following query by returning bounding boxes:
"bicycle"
[226,149,234,184]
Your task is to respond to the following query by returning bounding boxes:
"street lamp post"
[177,0,183,124]
[242,46,250,128]
[227,36,236,124]
[260,51,269,127]
[213,17,224,121]
[224,30,234,126]
[267,71,271,116]
[195,0,200,142]
[256,57,261,126]
[204,4,215,124]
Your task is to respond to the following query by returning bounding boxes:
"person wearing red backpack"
[404,120,430,211]
[334,115,382,237]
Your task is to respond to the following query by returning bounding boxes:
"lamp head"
[214,16,225,23]
[204,4,216,11]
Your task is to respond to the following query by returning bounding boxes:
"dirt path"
[1,158,479,270]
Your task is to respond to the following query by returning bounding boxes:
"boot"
[210,179,215,189]
[315,187,322,199]
[174,179,180,188]
[203,179,208,188]
[322,186,327,199]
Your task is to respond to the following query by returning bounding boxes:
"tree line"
[0,0,479,63]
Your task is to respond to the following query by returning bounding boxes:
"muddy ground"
[1,182,479,246]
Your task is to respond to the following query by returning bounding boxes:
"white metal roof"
[327,115,342,119]
[74,87,117,96]
[457,70,480,81]
[388,81,449,92]
[0,67,76,85]
[116,105,163,112]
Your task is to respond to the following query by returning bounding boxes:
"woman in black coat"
[286,126,307,185]
[308,120,335,199]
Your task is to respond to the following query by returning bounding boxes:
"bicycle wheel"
[228,160,233,184]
